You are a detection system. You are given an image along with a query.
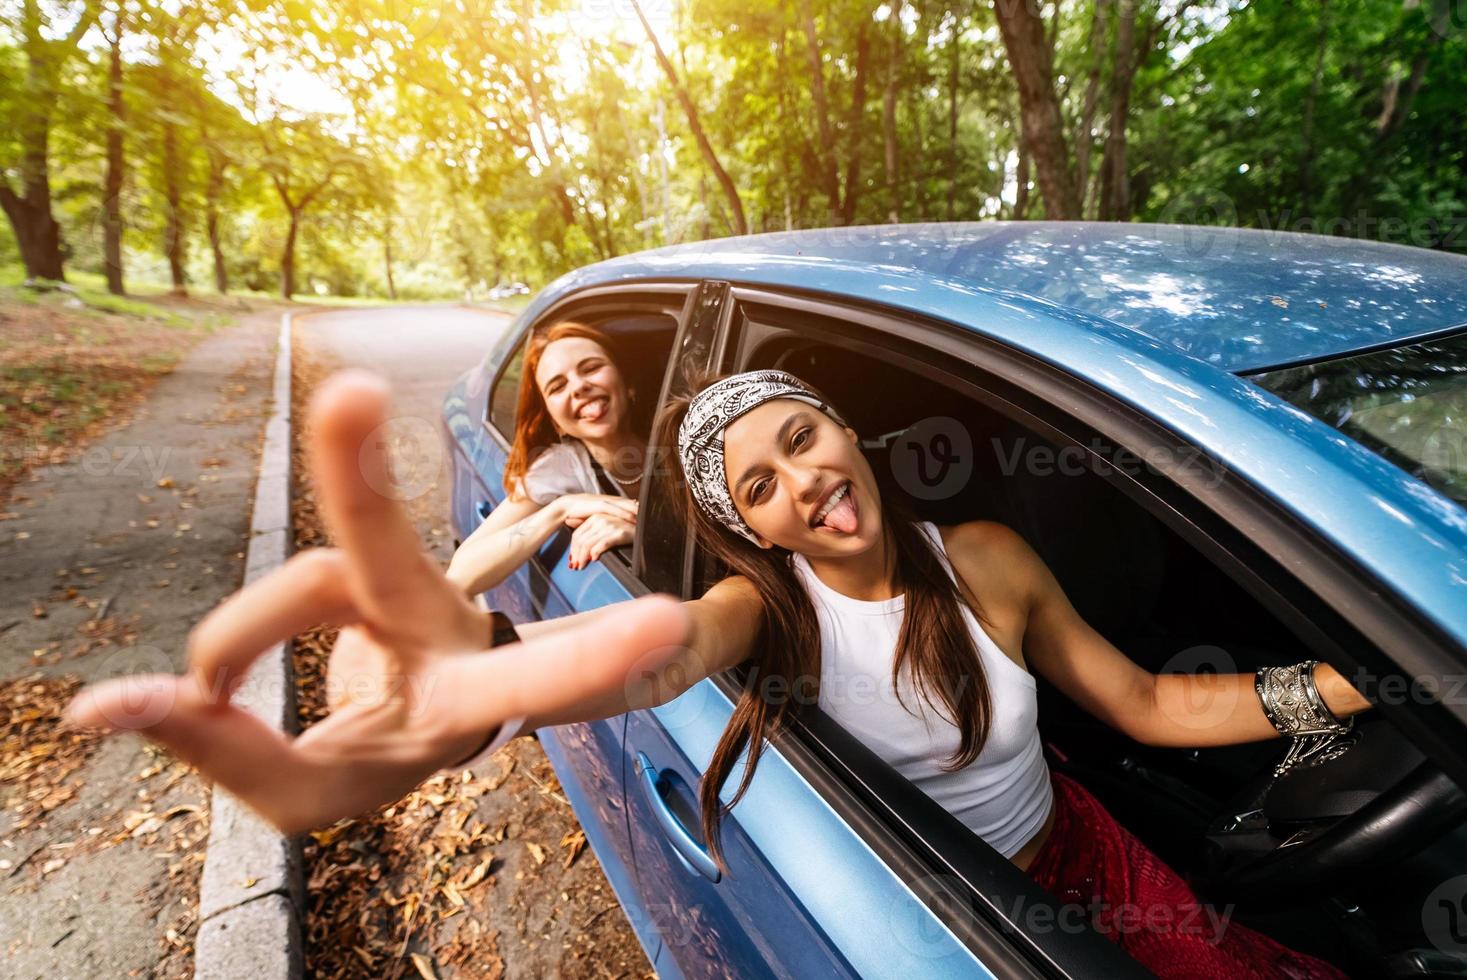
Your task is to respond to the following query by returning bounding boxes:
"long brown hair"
[652,371,999,873]
[502,321,623,499]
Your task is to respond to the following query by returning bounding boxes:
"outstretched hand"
[64,370,687,835]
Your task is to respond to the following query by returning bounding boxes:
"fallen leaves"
[1,673,98,833]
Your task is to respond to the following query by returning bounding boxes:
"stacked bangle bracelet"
[1254,660,1354,777]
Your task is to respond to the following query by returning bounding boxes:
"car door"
[459,283,698,963]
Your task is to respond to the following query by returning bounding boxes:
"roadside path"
[1,310,279,978]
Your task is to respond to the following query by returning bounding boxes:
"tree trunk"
[839,17,871,224]
[993,0,1080,219]
[946,14,960,220]
[1099,0,1138,221]
[162,118,187,295]
[631,0,747,235]
[3,0,75,281]
[883,0,903,223]
[383,216,397,300]
[103,13,125,295]
[1073,0,1110,214]
[1014,135,1031,219]
[281,209,299,299]
[799,0,843,225]
[206,206,227,294]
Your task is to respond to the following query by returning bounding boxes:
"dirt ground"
[289,319,656,979]
[1,291,282,978]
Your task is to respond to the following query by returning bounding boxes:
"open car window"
[695,286,1465,979]
[482,287,695,580]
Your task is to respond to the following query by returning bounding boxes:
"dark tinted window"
[1249,329,1467,509]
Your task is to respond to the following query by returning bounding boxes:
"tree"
[0,0,97,281]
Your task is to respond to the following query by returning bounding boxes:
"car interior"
[686,332,1467,978]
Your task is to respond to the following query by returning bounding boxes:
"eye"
[791,427,812,451]
[750,477,771,503]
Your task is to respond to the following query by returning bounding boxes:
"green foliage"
[0,0,1462,304]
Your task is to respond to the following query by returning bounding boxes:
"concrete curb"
[193,312,303,980]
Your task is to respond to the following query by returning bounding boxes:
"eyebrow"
[541,355,603,390]
[734,410,810,496]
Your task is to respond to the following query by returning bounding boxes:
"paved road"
[0,310,280,978]
[297,304,508,562]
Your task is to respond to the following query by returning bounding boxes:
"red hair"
[502,321,620,500]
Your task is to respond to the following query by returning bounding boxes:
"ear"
[753,533,774,550]
[843,425,859,444]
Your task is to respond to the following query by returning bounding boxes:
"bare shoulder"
[938,520,1048,607]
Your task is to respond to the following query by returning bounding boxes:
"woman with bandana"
[68,369,1367,979]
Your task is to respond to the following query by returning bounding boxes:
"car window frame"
[678,283,1467,976]
[715,285,1467,775]
[479,281,701,595]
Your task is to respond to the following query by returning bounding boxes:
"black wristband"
[489,610,521,648]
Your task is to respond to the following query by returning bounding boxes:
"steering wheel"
[1197,713,1467,904]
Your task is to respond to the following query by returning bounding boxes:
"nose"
[788,461,824,504]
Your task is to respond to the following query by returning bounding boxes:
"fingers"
[309,371,430,611]
[568,515,625,570]
[186,549,357,703]
[65,674,320,830]
[436,595,690,733]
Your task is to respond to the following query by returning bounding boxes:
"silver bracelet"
[1255,660,1354,777]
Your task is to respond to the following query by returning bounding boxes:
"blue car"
[443,222,1467,979]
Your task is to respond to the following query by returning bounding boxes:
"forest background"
[2,0,1463,302]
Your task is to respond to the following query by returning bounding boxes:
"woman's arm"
[446,493,565,595]
[948,520,1371,749]
[511,574,764,730]
[446,491,638,595]
[63,372,688,835]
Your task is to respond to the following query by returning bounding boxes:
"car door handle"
[476,500,493,521]
[635,751,721,883]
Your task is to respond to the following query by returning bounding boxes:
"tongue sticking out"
[821,488,858,533]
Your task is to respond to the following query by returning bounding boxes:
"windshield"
[1247,328,1467,509]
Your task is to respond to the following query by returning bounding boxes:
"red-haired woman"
[448,321,643,593]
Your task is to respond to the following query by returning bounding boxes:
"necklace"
[609,471,641,489]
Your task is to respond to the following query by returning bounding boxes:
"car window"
[635,280,728,594]
[1246,327,1467,511]
[485,294,692,578]
[713,292,1417,978]
[488,330,528,438]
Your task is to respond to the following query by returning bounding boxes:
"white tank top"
[790,521,1054,858]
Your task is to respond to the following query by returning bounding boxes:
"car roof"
[515,222,1467,654]
[563,221,1467,374]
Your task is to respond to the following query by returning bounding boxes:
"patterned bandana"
[676,370,848,543]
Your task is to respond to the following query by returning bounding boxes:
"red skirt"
[1025,770,1350,979]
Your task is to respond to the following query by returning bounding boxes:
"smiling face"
[533,336,630,442]
[720,398,883,556]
